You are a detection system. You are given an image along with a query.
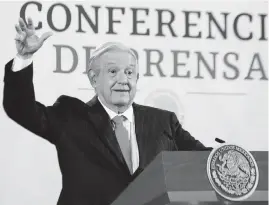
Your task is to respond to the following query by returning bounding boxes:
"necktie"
[112,115,132,173]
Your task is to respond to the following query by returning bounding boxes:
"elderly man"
[3,18,210,205]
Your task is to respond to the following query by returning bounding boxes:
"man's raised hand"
[15,17,53,59]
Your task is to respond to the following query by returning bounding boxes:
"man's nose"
[117,71,128,84]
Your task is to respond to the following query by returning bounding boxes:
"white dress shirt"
[11,55,140,174]
[98,97,140,174]
[12,54,33,71]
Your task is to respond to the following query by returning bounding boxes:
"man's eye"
[109,69,116,74]
[126,70,133,75]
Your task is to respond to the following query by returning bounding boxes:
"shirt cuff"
[12,54,33,72]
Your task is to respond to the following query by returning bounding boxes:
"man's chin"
[112,100,131,107]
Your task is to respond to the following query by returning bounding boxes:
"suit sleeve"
[170,112,212,151]
[3,59,61,144]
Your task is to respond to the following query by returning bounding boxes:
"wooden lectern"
[111,151,268,205]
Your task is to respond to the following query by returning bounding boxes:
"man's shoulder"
[53,95,85,107]
[51,95,87,116]
[134,103,174,118]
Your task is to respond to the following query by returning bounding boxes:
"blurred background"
[0,0,267,204]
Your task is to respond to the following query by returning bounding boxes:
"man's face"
[94,49,138,109]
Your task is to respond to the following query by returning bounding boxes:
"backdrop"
[0,1,267,205]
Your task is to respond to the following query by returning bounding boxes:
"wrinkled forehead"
[99,49,136,66]
[88,42,138,70]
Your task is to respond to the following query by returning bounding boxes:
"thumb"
[39,31,53,45]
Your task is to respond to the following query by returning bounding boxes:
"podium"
[111,151,268,205]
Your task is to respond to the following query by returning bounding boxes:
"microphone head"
[215,137,225,143]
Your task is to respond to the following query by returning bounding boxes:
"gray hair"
[87,42,138,75]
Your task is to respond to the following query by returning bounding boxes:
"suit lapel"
[86,97,149,175]
[86,96,129,173]
[133,103,148,169]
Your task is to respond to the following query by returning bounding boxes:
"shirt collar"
[98,96,134,123]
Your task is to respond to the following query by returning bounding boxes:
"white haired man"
[3,18,210,205]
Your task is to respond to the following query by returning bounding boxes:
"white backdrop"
[0,1,267,205]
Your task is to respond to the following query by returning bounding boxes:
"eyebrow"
[106,62,136,67]
[106,62,117,65]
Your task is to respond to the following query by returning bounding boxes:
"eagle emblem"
[207,144,259,201]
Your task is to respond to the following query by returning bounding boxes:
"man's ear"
[136,73,139,81]
[88,69,97,88]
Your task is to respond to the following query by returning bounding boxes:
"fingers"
[14,31,27,42]
[27,17,34,30]
[14,35,20,42]
[39,31,53,44]
[19,18,27,31]
[15,24,22,34]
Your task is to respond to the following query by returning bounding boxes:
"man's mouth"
[113,90,130,92]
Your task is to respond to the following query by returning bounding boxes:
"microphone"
[215,138,226,144]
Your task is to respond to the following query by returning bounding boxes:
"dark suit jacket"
[3,59,210,205]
